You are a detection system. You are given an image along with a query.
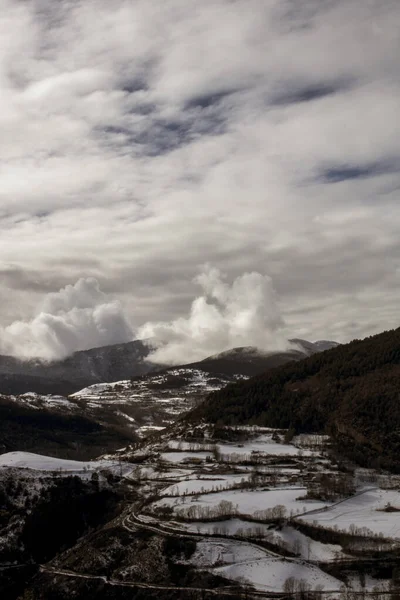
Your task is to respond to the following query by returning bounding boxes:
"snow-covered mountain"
[2,368,246,451]
[0,338,339,396]
[0,338,340,458]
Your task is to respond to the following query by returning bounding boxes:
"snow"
[161,475,250,496]
[165,435,310,458]
[137,425,166,437]
[155,487,330,516]
[70,381,131,398]
[160,451,213,464]
[179,518,273,537]
[273,526,344,562]
[174,519,344,562]
[126,466,195,481]
[0,451,119,473]
[213,557,342,592]
[115,410,136,423]
[15,393,74,410]
[235,465,300,475]
[293,434,330,448]
[217,438,310,457]
[167,441,204,450]
[188,539,267,567]
[299,488,400,539]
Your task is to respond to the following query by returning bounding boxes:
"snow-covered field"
[137,425,166,437]
[3,418,396,595]
[177,519,344,560]
[299,488,400,539]
[179,518,274,537]
[217,438,312,457]
[69,380,132,400]
[273,526,345,562]
[213,557,342,592]
[167,435,311,457]
[141,467,196,480]
[160,451,213,464]
[0,451,120,473]
[188,539,268,567]
[161,474,251,496]
[155,487,330,516]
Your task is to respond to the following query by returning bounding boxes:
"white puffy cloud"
[137,266,289,364]
[0,279,133,360]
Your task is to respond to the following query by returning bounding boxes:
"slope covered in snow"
[0,451,118,472]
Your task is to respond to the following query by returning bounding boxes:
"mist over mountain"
[182,339,339,377]
[137,266,292,364]
[0,340,155,396]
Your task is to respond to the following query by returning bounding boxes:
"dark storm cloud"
[270,81,352,106]
[321,161,399,183]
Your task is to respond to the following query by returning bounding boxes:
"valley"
[3,422,400,598]
[1,333,400,598]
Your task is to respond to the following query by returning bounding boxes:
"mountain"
[189,328,400,471]
[0,338,338,396]
[0,338,338,459]
[183,339,339,377]
[290,338,340,355]
[1,367,247,459]
[0,340,158,396]
[71,367,246,435]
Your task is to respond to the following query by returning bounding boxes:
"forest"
[190,328,400,471]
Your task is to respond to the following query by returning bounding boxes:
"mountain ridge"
[0,340,157,396]
[189,327,400,471]
[0,338,339,395]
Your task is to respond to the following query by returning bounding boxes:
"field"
[5,424,400,594]
[111,423,400,593]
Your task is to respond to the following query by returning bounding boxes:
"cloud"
[0,279,133,361]
[0,0,399,348]
[137,266,289,364]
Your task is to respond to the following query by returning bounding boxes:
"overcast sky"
[0,0,399,361]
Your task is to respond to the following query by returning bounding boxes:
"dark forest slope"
[190,328,400,471]
[0,396,135,460]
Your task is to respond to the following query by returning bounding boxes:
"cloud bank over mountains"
[138,266,289,364]
[0,279,133,360]
[0,269,292,363]
[0,0,399,350]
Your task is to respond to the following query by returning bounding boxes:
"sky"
[0,0,399,362]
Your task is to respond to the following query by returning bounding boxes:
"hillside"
[0,340,157,396]
[0,395,136,460]
[0,339,339,460]
[0,368,243,459]
[190,328,400,471]
[0,339,337,396]
[176,339,339,377]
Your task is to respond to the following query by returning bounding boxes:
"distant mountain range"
[0,337,339,459]
[0,340,155,396]
[0,338,339,396]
